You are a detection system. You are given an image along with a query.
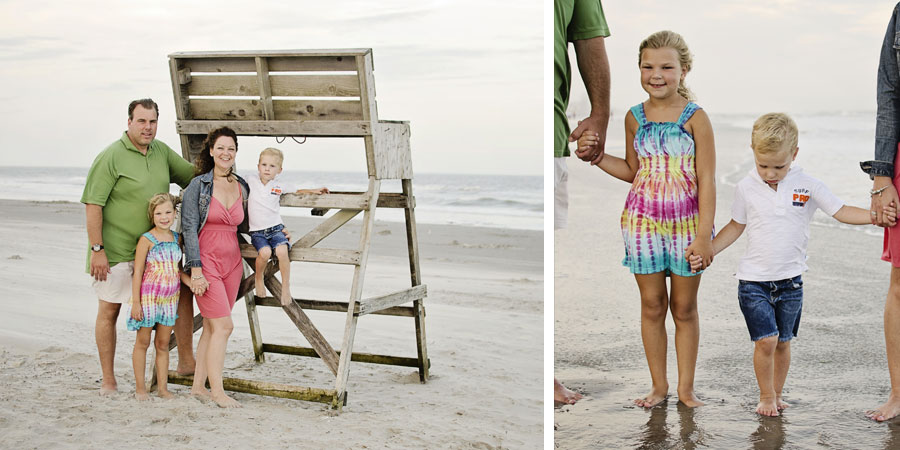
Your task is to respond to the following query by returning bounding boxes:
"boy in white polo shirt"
[690,113,895,417]
[249,147,329,306]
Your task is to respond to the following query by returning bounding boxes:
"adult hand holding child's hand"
[872,177,899,227]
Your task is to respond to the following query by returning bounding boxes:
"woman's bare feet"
[158,390,175,399]
[866,395,900,422]
[554,379,583,405]
[191,387,211,400]
[100,381,117,396]
[676,389,704,408]
[211,392,241,408]
[776,397,790,411]
[757,397,779,416]
[635,386,669,408]
[135,391,150,401]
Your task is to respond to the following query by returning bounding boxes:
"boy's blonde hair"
[259,147,284,166]
[751,113,798,155]
[639,30,694,102]
[147,192,179,223]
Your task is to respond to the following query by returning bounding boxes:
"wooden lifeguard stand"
[164,49,428,410]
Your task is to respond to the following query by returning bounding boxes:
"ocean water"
[0,167,542,231]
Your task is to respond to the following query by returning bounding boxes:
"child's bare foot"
[677,389,704,408]
[158,390,175,399]
[757,397,779,416]
[255,282,266,298]
[866,395,900,422]
[554,379,583,406]
[100,382,117,396]
[211,393,241,408]
[135,391,150,401]
[635,386,669,408]
[280,289,293,307]
[776,397,790,411]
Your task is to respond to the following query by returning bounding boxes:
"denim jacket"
[862,2,900,179]
[181,169,250,269]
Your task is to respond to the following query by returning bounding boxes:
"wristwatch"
[91,243,104,252]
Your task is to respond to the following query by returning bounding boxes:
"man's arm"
[85,203,109,281]
[570,36,610,166]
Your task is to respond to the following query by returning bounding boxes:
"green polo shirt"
[81,132,195,271]
[554,0,609,157]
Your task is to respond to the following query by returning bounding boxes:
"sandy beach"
[554,117,900,448]
[0,199,542,449]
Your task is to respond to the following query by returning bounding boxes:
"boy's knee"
[274,245,289,258]
[755,336,778,353]
[775,340,791,351]
[257,247,272,259]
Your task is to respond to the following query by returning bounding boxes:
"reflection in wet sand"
[635,402,710,449]
[750,416,786,450]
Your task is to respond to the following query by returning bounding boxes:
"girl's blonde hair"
[147,192,180,223]
[639,30,694,102]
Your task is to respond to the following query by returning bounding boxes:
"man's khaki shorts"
[91,261,134,304]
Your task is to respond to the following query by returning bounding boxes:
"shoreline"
[0,198,543,448]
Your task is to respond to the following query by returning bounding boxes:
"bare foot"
[677,390,704,408]
[866,395,900,422]
[211,393,241,408]
[135,391,150,401]
[100,382,118,396]
[757,397,779,416]
[776,397,790,411]
[635,386,669,408]
[255,283,266,299]
[280,289,292,307]
[191,387,211,401]
[158,390,175,399]
[554,379,583,406]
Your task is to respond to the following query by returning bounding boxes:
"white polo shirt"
[247,175,297,232]
[732,166,844,281]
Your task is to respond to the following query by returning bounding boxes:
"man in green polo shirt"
[82,98,196,394]
[554,0,610,406]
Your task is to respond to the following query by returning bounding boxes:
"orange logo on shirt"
[792,190,809,207]
[270,187,282,195]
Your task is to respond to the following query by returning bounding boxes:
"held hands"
[190,269,209,297]
[685,238,714,274]
[872,178,900,227]
[575,131,603,165]
[882,201,898,227]
[570,117,606,166]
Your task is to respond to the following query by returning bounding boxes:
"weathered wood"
[187,75,258,96]
[333,177,380,409]
[356,54,378,177]
[403,178,429,381]
[261,344,426,368]
[373,121,413,179]
[286,192,412,209]
[171,49,371,58]
[166,371,337,404]
[273,99,363,121]
[176,120,372,137]
[295,209,359,248]
[176,68,192,85]
[271,74,361,97]
[254,296,416,317]
[167,313,203,351]
[280,193,368,210]
[255,57,275,120]
[357,285,427,316]
[264,275,340,376]
[240,244,360,265]
[243,263,266,363]
[189,99,264,120]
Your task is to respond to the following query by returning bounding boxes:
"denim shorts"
[250,223,291,252]
[737,275,803,342]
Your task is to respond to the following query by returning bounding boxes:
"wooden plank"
[180,57,258,73]
[176,120,372,137]
[270,74,361,97]
[243,263,266,362]
[295,209,359,248]
[255,57,275,120]
[253,296,416,317]
[189,99,264,120]
[333,177,380,410]
[357,285,427,316]
[373,121,413,179]
[171,49,371,58]
[166,371,336,404]
[403,178,429,382]
[166,313,203,351]
[187,75,258,96]
[356,53,378,177]
[273,99,363,121]
[262,344,426,368]
[240,244,359,264]
[280,193,368,210]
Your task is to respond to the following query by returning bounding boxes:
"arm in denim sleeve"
[181,178,202,269]
[863,4,900,178]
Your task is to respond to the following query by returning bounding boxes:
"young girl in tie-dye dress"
[126,193,186,401]
[577,30,716,409]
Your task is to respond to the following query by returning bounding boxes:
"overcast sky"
[0,0,541,175]
[568,0,895,118]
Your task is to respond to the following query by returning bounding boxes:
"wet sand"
[555,119,899,448]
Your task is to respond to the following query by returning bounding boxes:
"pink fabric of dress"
[196,193,244,318]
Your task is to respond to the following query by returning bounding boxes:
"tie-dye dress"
[126,231,181,330]
[621,102,705,277]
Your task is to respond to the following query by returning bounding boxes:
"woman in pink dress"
[181,127,249,408]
